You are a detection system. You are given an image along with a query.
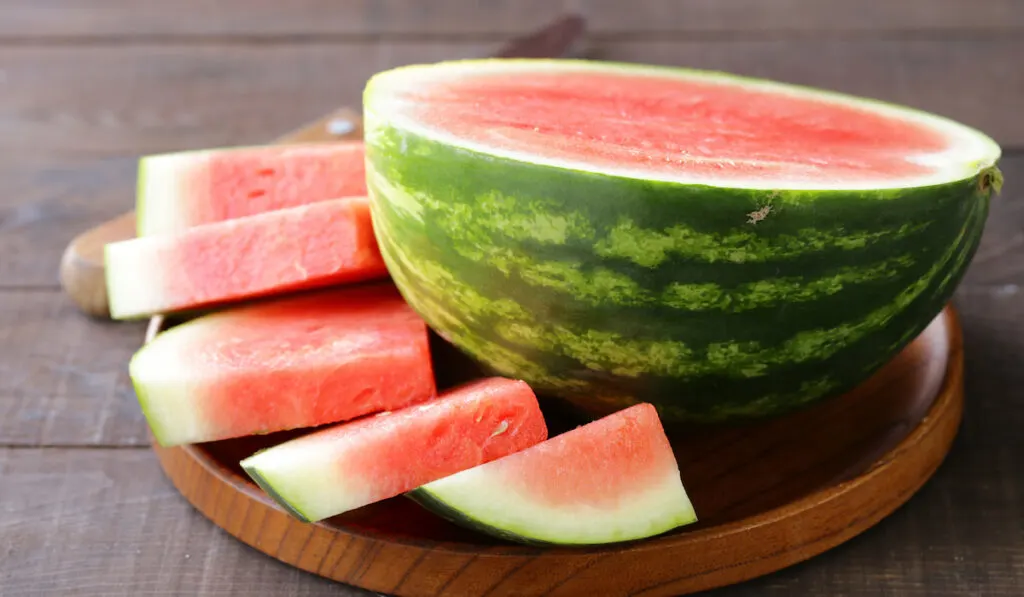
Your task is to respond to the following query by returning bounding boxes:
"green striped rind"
[363,59,1001,423]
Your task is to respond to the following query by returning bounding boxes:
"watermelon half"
[363,58,1003,423]
[105,196,387,320]
[410,403,696,545]
[136,141,366,236]
[130,284,436,446]
[241,377,548,522]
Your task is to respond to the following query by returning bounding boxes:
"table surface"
[2,2,1023,595]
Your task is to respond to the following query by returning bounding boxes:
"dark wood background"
[2,1,1021,595]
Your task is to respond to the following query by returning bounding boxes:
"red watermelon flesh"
[240,377,549,522]
[388,65,962,186]
[411,403,697,545]
[137,141,367,236]
[105,196,387,320]
[129,284,436,447]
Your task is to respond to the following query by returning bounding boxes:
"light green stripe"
[595,218,930,267]
[416,232,917,313]
[663,254,915,311]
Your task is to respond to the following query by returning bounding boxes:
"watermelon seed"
[490,420,509,437]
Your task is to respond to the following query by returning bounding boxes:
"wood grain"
[1,0,1021,37]
[142,307,963,596]
[0,289,148,447]
[0,43,491,159]
[0,448,372,597]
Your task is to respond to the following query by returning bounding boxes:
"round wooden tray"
[149,304,963,597]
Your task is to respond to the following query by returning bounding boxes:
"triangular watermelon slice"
[410,403,696,545]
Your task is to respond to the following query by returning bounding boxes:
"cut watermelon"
[105,196,387,320]
[130,284,435,447]
[364,58,1002,423]
[241,377,548,522]
[137,141,366,236]
[411,403,695,545]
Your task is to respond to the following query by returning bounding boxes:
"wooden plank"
[582,0,1024,35]
[1,155,137,288]
[0,42,490,160]
[0,448,373,596]
[1,38,1021,167]
[0,0,1021,38]
[0,289,149,447]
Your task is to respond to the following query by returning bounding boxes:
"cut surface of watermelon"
[411,403,695,545]
[241,377,548,522]
[137,141,366,236]
[130,284,435,446]
[106,196,387,320]
[367,59,998,189]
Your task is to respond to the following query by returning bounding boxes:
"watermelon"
[105,196,387,320]
[136,141,366,236]
[363,58,1003,423]
[411,403,696,545]
[129,284,435,447]
[241,377,548,522]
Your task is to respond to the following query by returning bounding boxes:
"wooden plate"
[147,303,963,596]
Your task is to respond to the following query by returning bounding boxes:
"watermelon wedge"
[241,377,548,523]
[411,403,696,545]
[137,141,366,236]
[105,196,387,320]
[363,58,1003,423]
[129,284,435,446]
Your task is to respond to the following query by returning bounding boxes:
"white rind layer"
[365,58,1002,191]
[420,463,697,545]
[104,239,170,321]
[240,435,359,523]
[137,151,208,237]
[129,324,212,446]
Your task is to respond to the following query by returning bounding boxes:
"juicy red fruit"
[410,70,950,184]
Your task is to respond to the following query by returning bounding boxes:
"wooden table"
[2,2,1022,595]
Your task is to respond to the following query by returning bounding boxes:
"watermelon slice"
[410,403,695,546]
[364,58,1002,423]
[137,141,366,236]
[105,196,387,320]
[241,377,548,522]
[129,284,435,447]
